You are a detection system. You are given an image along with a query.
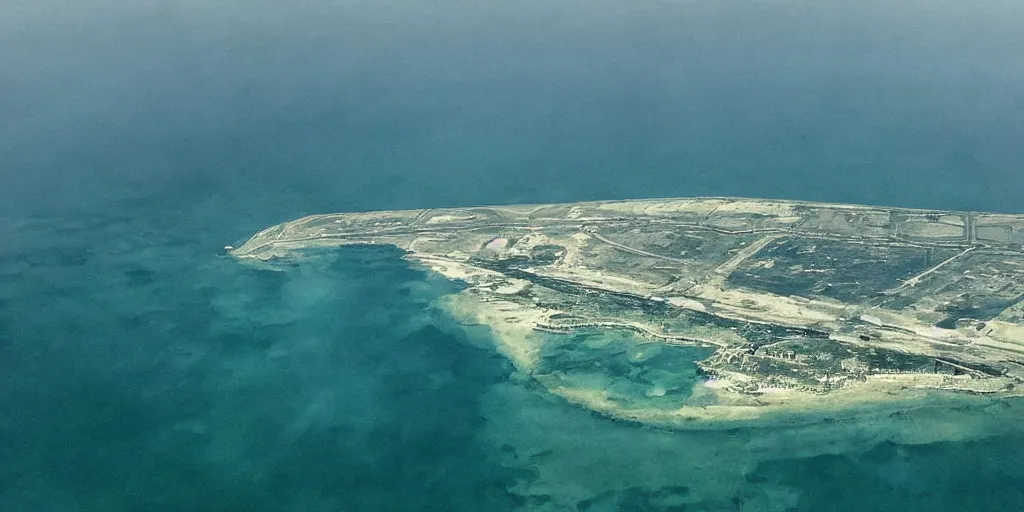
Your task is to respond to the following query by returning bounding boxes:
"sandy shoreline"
[438,284,1023,431]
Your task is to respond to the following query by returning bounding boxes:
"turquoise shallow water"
[3,0,1024,510]
[4,209,1024,511]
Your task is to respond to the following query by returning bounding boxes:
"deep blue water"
[2,1,1024,510]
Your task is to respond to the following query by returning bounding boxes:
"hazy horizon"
[4,0,1024,219]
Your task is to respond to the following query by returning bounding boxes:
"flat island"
[230,197,1024,428]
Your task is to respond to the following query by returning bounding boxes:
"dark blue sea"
[3,1,1024,510]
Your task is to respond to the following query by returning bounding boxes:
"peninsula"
[230,197,1024,428]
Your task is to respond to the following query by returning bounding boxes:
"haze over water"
[2,1,1024,510]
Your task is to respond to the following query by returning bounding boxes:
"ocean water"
[2,1,1024,510]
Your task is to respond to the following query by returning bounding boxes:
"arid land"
[230,197,1024,428]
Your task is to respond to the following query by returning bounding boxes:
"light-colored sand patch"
[982,320,1024,353]
[710,199,800,219]
[594,198,726,217]
[694,286,841,327]
[666,296,707,312]
[424,213,478,225]
[409,254,496,283]
[484,237,508,251]
[549,368,1021,430]
[438,291,554,371]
